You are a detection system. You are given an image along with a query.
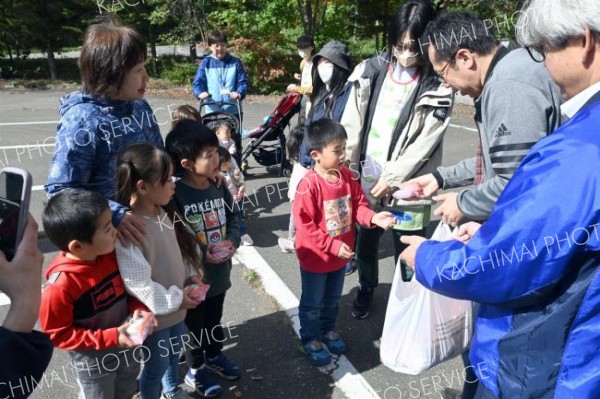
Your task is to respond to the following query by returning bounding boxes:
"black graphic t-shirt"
[174,180,240,297]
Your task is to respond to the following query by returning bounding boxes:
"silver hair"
[516,0,600,47]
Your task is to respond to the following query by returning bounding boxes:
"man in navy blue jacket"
[400,0,600,397]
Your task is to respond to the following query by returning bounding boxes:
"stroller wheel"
[283,167,292,177]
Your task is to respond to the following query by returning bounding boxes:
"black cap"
[313,40,352,72]
[296,35,314,49]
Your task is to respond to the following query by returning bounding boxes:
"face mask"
[298,50,308,58]
[394,47,419,68]
[317,64,334,84]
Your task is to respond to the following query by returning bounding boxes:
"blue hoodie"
[45,92,164,225]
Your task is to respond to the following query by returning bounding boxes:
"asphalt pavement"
[0,87,478,399]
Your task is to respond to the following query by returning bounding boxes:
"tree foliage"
[0,0,527,88]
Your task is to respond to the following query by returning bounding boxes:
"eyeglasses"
[436,51,458,82]
[525,44,545,63]
[394,40,418,54]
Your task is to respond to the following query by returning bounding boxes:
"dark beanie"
[313,40,352,72]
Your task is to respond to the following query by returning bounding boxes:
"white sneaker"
[278,237,295,253]
[161,388,193,398]
[240,233,254,246]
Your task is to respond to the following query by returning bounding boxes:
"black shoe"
[352,286,374,319]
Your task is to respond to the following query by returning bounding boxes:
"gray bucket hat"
[313,40,352,72]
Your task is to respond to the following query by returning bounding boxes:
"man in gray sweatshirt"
[406,11,562,225]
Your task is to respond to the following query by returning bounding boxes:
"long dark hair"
[308,61,351,120]
[387,0,437,74]
[116,143,204,276]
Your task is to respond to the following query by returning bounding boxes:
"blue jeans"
[298,267,346,344]
[140,321,185,399]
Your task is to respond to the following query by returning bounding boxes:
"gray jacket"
[437,47,562,220]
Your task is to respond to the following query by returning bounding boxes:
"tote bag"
[380,222,473,375]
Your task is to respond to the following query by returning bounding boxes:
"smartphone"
[0,167,32,261]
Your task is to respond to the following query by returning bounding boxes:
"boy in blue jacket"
[192,30,248,116]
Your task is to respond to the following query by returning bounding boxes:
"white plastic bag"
[380,222,473,375]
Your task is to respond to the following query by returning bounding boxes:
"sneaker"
[322,331,346,354]
[205,353,241,380]
[240,233,254,246]
[344,259,357,276]
[352,285,374,319]
[298,340,331,366]
[184,367,222,398]
[161,388,193,399]
[278,237,295,253]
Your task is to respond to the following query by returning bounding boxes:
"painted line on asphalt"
[0,293,10,306]
[0,143,55,150]
[0,120,59,126]
[449,124,477,132]
[234,246,381,399]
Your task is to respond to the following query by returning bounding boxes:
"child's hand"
[180,287,201,310]
[337,243,355,259]
[117,321,136,348]
[372,212,396,231]
[294,73,301,80]
[184,274,203,287]
[287,83,298,92]
[199,92,211,100]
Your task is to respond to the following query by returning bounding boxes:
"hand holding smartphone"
[0,167,33,261]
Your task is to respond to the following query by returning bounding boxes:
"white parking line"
[449,124,477,132]
[0,121,58,126]
[0,293,10,306]
[234,246,381,399]
[0,143,54,150]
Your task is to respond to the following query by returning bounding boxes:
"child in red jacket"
[293,119,395,366]
[39,190,155,399]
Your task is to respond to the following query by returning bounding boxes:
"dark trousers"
[355,225,426,288]
[184,293,226,369]
[298,267,346,344]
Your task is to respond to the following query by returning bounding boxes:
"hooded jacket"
[44,92,164,226]
[341,53,453,208]
[415,94,600,398]
[39,251,145,360]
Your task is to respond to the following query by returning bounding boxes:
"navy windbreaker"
[416,96,600,398]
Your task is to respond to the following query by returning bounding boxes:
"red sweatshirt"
[39,251,146,350]
[293,166,376,273]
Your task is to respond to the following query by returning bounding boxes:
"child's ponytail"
[115,143,205,277]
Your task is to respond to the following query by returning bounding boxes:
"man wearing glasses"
[401,1,600,397]
[405,12,561,226]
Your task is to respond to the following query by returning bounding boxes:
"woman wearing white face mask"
[287,35,315,125]
[297,40,353,169]
[340,0,454,321]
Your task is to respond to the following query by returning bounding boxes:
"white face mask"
[317,64,334,84]
[393,47,419,68]
[298,50,308,58]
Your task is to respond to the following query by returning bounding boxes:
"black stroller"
[240,92,302,177]
[199,99,243,166]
